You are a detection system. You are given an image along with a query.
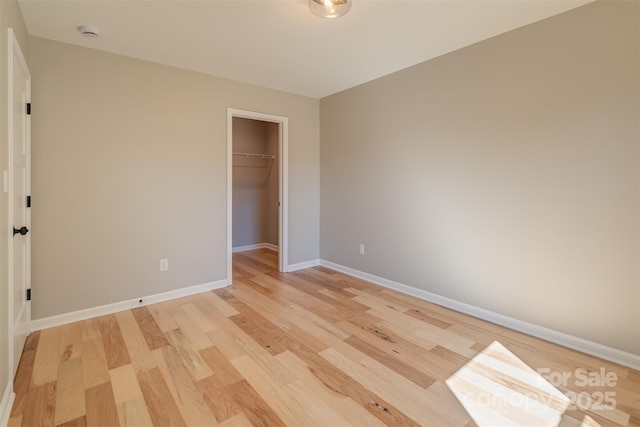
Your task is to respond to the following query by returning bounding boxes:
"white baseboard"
[264,243,279,252]
[31,279,229,331]
[0,381,14,427]
[320,260,640,370]
[287,259,320,272]
[233,243,279,253]
[25,257,640,370]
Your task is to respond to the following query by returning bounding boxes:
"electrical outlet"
[159,259,169,271]
[359,244,365,255]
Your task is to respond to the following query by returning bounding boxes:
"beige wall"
[232,117,278,248]
[29,37,319,320]
[320,1,639,355]
[0,0,28,406]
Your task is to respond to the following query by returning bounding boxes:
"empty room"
[0,0,638,426]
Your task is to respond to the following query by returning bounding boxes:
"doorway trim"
[226,108,289,281]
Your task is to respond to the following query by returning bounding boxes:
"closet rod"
[232,152,275,160]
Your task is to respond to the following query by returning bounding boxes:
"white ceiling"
[18,0,592,99]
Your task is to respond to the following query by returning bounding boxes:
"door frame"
[7,27,31,379]
[226,108,289,280]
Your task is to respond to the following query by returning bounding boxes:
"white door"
[8,28,31,377]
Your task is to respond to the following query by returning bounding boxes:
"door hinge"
[26,288,31,301]
[26,195,31,208]
[26,103,31,115]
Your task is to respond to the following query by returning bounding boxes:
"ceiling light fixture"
[78,25,101,38]
[308,0,351,19]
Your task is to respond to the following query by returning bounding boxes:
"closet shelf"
[233,152,275,160]
[232,151,276,183]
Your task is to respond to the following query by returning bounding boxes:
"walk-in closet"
[232,117,279,253]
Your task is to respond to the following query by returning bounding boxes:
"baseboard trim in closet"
[233,243,279,253]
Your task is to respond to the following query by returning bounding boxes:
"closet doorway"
[226,109,288,281]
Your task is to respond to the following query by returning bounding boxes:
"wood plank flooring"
[8,249,640,426]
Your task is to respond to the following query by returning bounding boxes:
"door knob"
[13,226,29,236]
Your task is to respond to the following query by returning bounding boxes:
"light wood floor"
[8,249,640,426]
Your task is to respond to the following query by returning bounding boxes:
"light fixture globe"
[308,0,351,19]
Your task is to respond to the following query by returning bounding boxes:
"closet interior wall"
[232,117,279,250]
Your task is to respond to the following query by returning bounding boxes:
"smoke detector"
[78,25,101,38]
